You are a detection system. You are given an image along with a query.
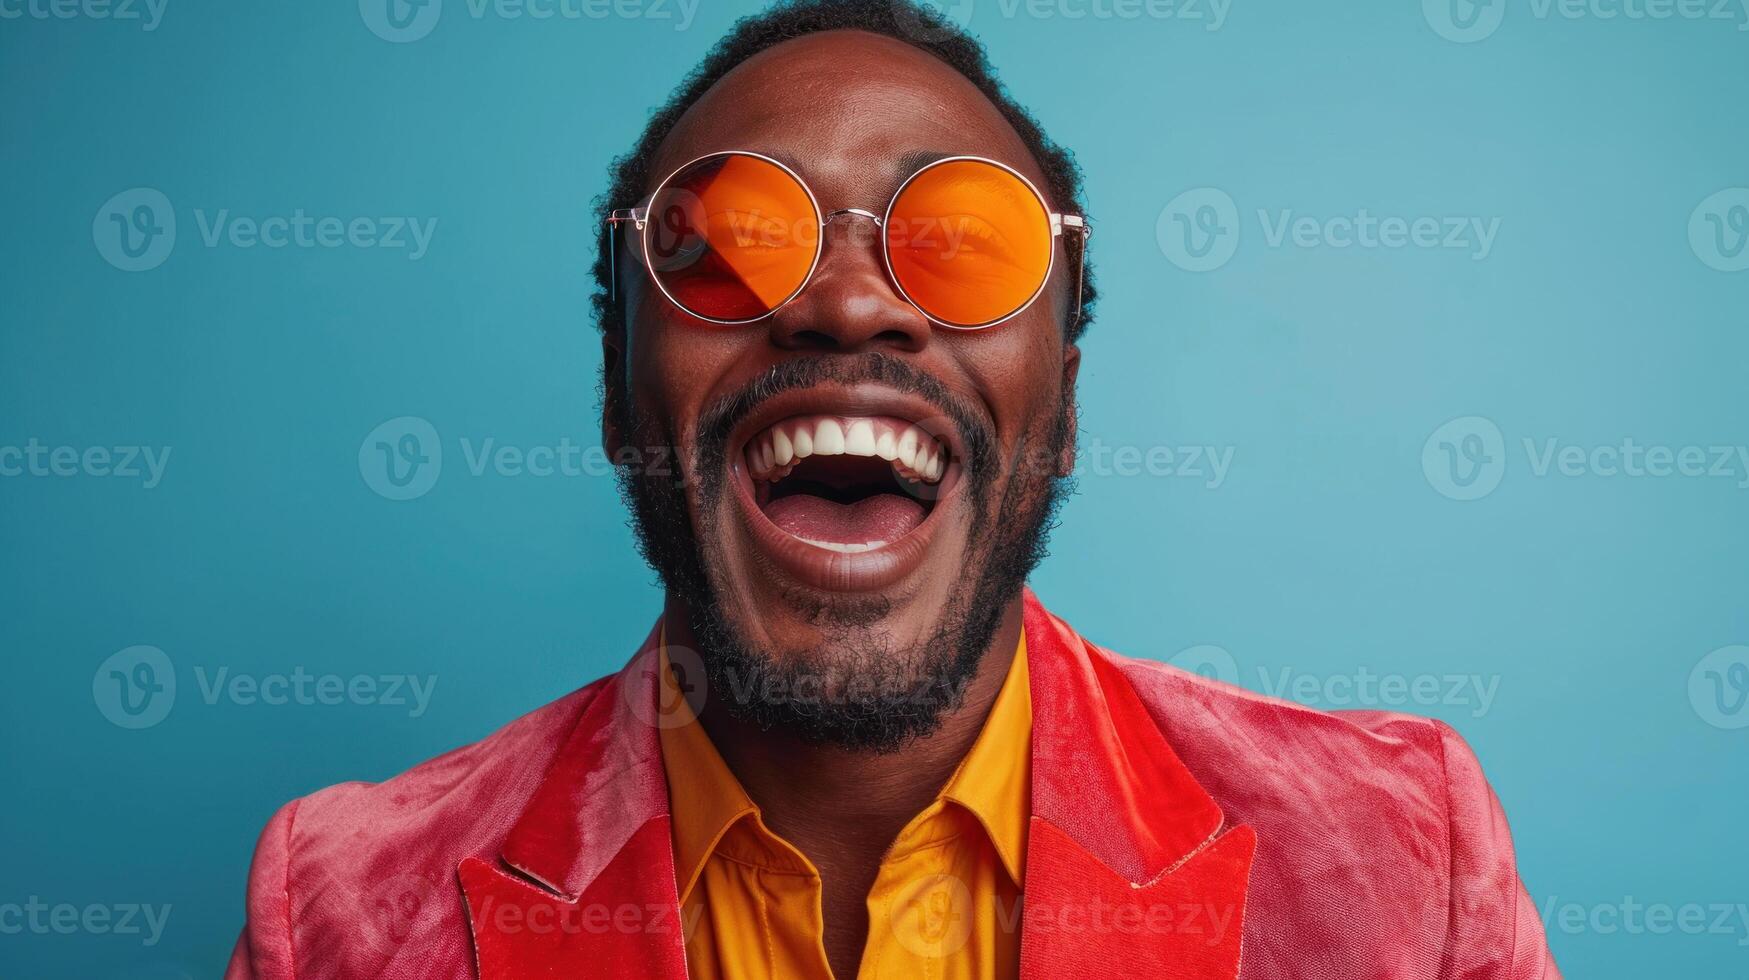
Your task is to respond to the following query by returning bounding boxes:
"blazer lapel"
[454,596,1254,979]
[457,624,690,980]
[1020,591,1257,979]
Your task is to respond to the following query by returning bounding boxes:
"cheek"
[625,306,757,478]
[959,315,1067,457]
[625,302,717,419]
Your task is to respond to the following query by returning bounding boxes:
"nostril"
[767,268,933,351]
[778,327,923,352]
[787,329,841,350]
[870,328,921,348]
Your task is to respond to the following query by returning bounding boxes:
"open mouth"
[744,416,954,554]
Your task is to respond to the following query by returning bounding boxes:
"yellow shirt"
[657,633,1031,980]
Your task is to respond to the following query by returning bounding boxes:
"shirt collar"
[938,629,1030,883]
[656,636,760,907]
[657,627,1032,903]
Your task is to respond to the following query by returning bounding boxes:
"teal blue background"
[3,1,1746,976]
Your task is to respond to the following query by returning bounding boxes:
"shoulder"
[1102,645,1556,978]
[1108,646,1521,869]
[1110,647,1474,796]
[229,676,611,979]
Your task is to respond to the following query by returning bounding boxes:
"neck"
[662,594,1024,858]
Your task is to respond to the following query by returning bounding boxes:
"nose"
[766,212,931,353]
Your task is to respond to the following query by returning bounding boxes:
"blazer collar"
[498,619,672,900]
[1022,588,1229,880]
[458,623,690,980]
[461,594,1254,979]
[1020,589,1255,978]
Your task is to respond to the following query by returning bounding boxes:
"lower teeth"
[798,538,886,554]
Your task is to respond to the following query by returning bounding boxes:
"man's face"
[609,30,1080,748]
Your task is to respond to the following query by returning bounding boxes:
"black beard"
[611,352,1072,753]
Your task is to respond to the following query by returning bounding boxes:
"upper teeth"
[746,415,948,484]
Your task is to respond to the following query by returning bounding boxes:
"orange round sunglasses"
[606,151,1089,330]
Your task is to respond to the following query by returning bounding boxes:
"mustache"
[694,352,997,487]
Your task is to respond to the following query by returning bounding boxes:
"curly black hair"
[590,0,1096,345]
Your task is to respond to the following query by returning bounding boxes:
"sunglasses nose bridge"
[824,207,882,225]
[807,206,895,291]
[768,208,929,352]
[817,207,887,259]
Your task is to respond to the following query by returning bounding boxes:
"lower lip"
[729,458,960,592]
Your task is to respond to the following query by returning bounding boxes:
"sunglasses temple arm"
[603,208,649,306]
[1073,242,1085,331]
[1058,214,1091,332]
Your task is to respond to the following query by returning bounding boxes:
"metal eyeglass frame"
[605,150,1090,331]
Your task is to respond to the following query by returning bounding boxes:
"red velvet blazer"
[225,591,1559,979]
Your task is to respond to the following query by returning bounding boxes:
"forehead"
[646,30,1044,209]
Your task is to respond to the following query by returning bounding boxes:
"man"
[227,1,1558,977]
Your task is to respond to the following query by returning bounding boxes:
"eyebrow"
[894,149,956,180]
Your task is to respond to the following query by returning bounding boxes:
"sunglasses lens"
[645,153,818,323]
[885,159,1054,328]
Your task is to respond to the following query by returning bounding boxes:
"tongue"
[762,492,927,546]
